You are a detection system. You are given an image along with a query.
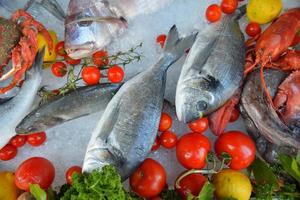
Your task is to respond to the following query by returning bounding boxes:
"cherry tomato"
[220,0,238,14]
[27,132,47,147]
[158,112,172,132]
[245,22,261,37]
[156,34,167,48]
[229,108,240,122]
[206,4,222,23]
[151,136,160,151]
[64,55,81,65]
[66,166,82,185]
[82,66,101,85]
[215,130,256,170]
[0,144,17,161]
[55,41,67,56]
[10,135,27,148]
[175,171,207,200]
[107,65,125,83]
[159,131,177,149]
[93,50,109,66]
[51,61,67,77]
[188,117,209,133]
[130,158,166,198]
[150,197,162,200]
[176,133,211,169]
[15,157,55,191]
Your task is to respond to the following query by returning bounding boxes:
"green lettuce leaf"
[278,154,300,183]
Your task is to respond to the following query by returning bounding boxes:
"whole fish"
[16,84,121,134]
[83,25,197,179]
[0,50,43,149]
[175,6,245,123]
[65,0,172,59]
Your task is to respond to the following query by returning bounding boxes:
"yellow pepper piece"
[0,171,19,200]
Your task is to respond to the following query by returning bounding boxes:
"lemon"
[37,30,58,64]
[247,0,282,24]
[212,169,252,200]
[0,171,19,200]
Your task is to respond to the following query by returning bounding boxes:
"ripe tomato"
[64,55,81,65]
[66,166,82,185]
[229,108,240,122]
[156,34,167,48]
[176,133,211,169]
[159,131,177,149]
[15,157,55,191]
[10,135,27,148]
[158,112,172,132]
[51,61,67,77]
[27,132,47,147]
[93,50,109,66]
[214,131,256,170]
[245,22,261,37]
[82,66,101,85]
[220,0,238,14]
[0,144,17,161]
[107,65,125,83]
[188,117,209,133]
[175,171,207,200]
[55,41,67,56]
[206,4,222,23]
[130,158,166,198]
[151,136,160,151]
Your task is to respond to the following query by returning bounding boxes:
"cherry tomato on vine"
[159,131,177,149]
[64,55,81,65]
[51,62,67,77]
[66,166,82,185]
[229,108,240,122]
[245,22,261,37]
[0,144,17,161]
[93,50,109,66]
[82,66,101,85]
[130,158,166,198]
[10,135,27,148]
[15,157,55,191]
[220,0,238,14]
[55,41,67,56]
[188,117,209,133]
[107,65,125,83]
[214,130,256,170]
[27,132,47,147]
[206,4,222,23]
[156,34,167,48]
[151,136,160,151]
[176,133,211,169]
[158,112,172,132]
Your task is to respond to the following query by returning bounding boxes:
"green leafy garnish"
[278,154,300,182]
[30,184,47,200]
[160,188,181,200]
[195,182,215,200]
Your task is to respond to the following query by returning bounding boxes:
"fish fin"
[25,48,44,80]
[26,0,65,21]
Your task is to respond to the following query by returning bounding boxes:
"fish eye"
[196,100,207,111]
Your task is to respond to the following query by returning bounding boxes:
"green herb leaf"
[195,181,215,200]
[160,188,181,200]
[296,150,300,166]
[29,184,47,200]
[278,154,300,183]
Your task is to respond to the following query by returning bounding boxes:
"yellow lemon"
[0,171,19,200]
[212,169,252,200]
[247,0,282,24]
[37,30,58,64]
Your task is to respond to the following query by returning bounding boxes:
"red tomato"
[158,112,172,132]
[245,22,262,37]
[229,108,240,122]
[159,131,177,149]
[151,136,160,151]
[205,4,222,23]
[66,166,82,185]
[220,0,238,14]
[64,55,81,65]
[93,50,109,66]
[55,41,67,56]
[130,158,166,198]
[27,132,47,147]
[156,34,167,48]
[0,144,17,161]
[188,117,209,133]
[149,197,162,200]
[214,130,256,170]
[10,135,27,148]
[175,171,207,200]
[15,157,55,191]
[107,65,125,83]
[176,133,211,169]
[82,66,101,85]
[51,62,67,77]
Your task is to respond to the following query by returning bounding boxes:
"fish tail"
[235,5,246,20]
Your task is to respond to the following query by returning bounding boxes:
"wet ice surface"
[0,0,298,188]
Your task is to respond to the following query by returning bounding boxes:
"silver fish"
[175,6,245,123]
[0,50,43,149]
[83,25,197,179]
[16,84,121,134]
[65,0,172,59]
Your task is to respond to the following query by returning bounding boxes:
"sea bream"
[0,50,43,149]
[83,26,197,179]
[175,6,246,123]
[16,84,121,134]
[64,0,172,59]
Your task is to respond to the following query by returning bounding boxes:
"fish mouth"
[65,43,96,59]
[15,124,41,134]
